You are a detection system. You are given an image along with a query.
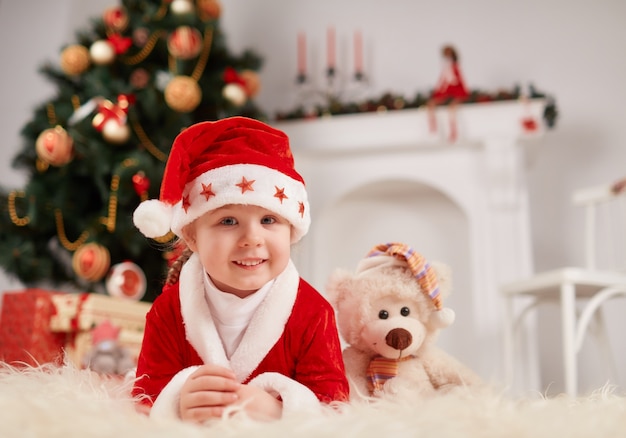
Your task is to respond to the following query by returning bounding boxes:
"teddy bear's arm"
[421,348,482,390]
[342,346,372,399]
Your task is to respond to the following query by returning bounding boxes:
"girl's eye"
[378,310,389,320]
[221,217,237,226]
[400,307,410,317]
[261,216,276,225]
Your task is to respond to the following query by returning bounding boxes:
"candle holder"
[294,66,368,117]
[292,29,368,117]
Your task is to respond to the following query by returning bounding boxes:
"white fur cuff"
[248,372,321,415]
[150,366,200,420]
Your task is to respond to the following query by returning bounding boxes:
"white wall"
[1,0,625,394]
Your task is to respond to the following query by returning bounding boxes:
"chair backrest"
[572,180,626,271]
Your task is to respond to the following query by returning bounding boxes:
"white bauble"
[90,40,116,65]
[170,0,195,15]
[222,83,247,107]
[102,120,131,144]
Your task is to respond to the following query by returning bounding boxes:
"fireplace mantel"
[272,99,548,385]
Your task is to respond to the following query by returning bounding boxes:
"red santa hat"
[133,117,310,243]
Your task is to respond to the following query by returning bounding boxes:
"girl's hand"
[234,384,283,421]
[179,364,241,423]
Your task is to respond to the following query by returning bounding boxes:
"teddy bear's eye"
[400,306,410,317]
[378,310,389,320]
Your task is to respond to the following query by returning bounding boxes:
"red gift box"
[0,289,68,366]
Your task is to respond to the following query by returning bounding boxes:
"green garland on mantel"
[275,83,558,128]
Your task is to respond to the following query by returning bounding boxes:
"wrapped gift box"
[0,289,151,368]
[49,292,151,366]
[0,289,68,366]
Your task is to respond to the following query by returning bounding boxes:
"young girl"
[131,117,349,423]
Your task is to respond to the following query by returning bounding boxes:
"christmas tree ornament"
[130,68,150,89]
[132,27,150,48]
[170,0,195,15]
[60,44,91,76]
[102,120,131,144]
[107,34,133,56]
[92,95,134,144]
[222,67,248,106]
[164,76,202,113]
[89,40,116,65]
[222,83,247,106]
[197,0,222,21]
[35,126,74,166]
[240,69,261,97]
[105,261,147,301]
[167,26,203,60]
[132,171,150,199]
[72,242,111,282]
[103,6,129,33]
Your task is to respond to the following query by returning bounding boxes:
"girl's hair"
[165,245,194,286]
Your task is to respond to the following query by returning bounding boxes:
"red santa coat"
[132,255,349,418]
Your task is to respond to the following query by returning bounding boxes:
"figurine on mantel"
[428,45,470,143]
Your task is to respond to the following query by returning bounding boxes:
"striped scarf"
[366,355,415,395]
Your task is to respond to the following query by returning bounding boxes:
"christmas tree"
[0,0,266,302]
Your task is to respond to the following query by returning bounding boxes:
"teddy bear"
[326,242,482,400]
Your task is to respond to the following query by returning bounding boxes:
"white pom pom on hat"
[357,242,456,329]
[132,117,311,242]
[133,199,174,239]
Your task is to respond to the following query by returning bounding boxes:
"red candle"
[327,26,336,70]
[354,30,363,74]
[297,32,307,76]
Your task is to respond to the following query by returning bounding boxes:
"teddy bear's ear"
[430,261,453,298]
[324,268,355,307]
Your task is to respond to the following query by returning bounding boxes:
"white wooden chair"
[502,178,626,396]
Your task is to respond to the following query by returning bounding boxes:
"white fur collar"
[179,254,300,382]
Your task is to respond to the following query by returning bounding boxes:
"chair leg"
[590,311,620,384]
[560,282,578,397]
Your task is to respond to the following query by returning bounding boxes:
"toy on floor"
[326,242,482,400]
[82,319,135,376]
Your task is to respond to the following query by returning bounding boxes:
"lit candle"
[354,30,363,78]
[297,32,307,77]
[327,26,336,75]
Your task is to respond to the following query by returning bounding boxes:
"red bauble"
[35,126,74,166]
[103,6,129,33]
[167,26,203,60]
[72,243,111,282]
[132,171,150,197]
[105,261,147,301]
[197,0,222,21]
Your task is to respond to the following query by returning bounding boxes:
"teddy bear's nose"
[385,328,412,350]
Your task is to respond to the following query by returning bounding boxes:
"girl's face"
[183,204,292,298]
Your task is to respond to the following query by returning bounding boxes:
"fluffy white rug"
[1,361,625,437]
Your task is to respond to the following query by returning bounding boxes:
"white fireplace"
[273,99,547,385]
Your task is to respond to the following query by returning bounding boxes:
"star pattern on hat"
[299,202,305,218]
[274,186,288,204]
[182,194,191,213]
[200,183,215,200]
[236,176,255,194]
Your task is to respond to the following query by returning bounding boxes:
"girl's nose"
[240,223,263,247]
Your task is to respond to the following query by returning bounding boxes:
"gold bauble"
[60,45,91,76]
[164,76,202,113]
